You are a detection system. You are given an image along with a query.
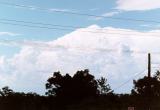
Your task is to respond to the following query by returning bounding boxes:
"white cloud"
[0,32,20,36]
[89,8,99,11]
[102,11,120,17]
[140,24,160,29]
[9,2,75,13]
[92,11,121,20]
[116,0,160,11]
[49,8,76,13]
[0,25,160,94]
[14,5,38,10]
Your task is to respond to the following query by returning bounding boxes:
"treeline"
[0,69,160,110]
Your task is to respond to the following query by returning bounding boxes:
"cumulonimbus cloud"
[0,25,160,94]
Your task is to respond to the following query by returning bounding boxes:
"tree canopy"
[132,71,160,97]
[45,69,100,101]
[97,77,111,94]
[0,69,159,110]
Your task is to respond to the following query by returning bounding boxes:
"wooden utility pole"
[148,53,151,110]
[148,53,151,78]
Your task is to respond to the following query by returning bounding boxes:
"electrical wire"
[1,1,160,24]
[1,20,160,38]
[107,69,147,93]
[1,18,160,34]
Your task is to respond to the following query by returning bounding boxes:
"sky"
[1,0,160,94]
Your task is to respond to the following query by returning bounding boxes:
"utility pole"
[148,53,151,78]
[148,53,151,110]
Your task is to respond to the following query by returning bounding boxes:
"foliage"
[0,69,159,110]
[132,72,160,97]
[45,69,98,101]
[154,70,160,81]
[97,77,111,94]
[0,86,14,97]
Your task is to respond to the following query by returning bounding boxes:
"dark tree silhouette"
[154,70,160,81]
[0,69,159,110]
[97,77,111,94]
[0,86,14,97]
[131,72,160,97]
[46,69,98,101]
[45,71,62,96]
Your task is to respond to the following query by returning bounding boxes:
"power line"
[110,60,159,92]
[1,19,160,38]
[1,1,160,24]
[110,69,147,93]
[1,18,160,34]
[0,21,72,31]
[0,18,80,29]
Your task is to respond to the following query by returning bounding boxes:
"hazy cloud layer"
[0,32,20,36]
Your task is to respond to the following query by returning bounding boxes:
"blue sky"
[0,0,159,56]
[1,0,160,41]
[1,0,160,39]
[1,0,160,94]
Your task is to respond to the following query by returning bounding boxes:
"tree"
[46,69,98,101]
[131,72,160,97]
[0,86,14,97]
[45,71,63,96]
[154,71,160,81]
[97,77,111,95]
